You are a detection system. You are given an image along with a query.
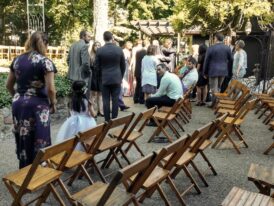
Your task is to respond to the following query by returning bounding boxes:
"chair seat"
[3,165,62,192]
[176,150,196,166]
[72,181,133,206]
[222,187,274,206]
[130,166,169,189]
[217,103,235,109]
[98,137,121,152]
[270,121,274,128]
[111,129,142,142]
[215,92,228,97]
[50,150,92,169]
[199,140,212,151]
[159,106,171,113]
[217,108,236,115]
[219,99,236,105]
[224,117,244,125]
[153,111,176,120]
[248,163,274,187]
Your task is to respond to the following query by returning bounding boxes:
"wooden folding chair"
[136,135,192,205]
[95,113,135,170]
[110,107,157,157]
[222,187,274,206]
[248,163,274,197]
[148,98,183,143]
[169,121,217,191]
[71,151,163,206]
[264,121,274,155]
[49,123,107,202]
[2,137,77,206]
[212,99,258,154]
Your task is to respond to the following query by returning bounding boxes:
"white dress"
[56,100,97,150]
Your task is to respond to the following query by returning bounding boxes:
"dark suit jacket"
[95,43,126,86]
[134,48,147,78]
[203,43,233,77]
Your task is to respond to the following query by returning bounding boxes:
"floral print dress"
[10,51,56,168]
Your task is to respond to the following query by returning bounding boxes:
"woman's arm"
[44,72,57,113]
[6,71,16,96]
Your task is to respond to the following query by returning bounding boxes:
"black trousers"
[146,95,176,109]
[102,84,121,121]
[133,77,144,103]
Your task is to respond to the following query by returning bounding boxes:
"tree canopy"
[170,0,274,33]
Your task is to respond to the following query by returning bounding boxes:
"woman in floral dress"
[6,31,57,168]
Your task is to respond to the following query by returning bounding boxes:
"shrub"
[0,71,72,108]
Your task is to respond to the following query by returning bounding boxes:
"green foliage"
[0,70,72,108]
[0,73,12,108]
[170,0,273,33]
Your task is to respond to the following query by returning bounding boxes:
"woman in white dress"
[56,81,96,150]
[232,40,247,80]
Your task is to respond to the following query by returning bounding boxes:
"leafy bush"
[0,71,72,108]
[0,73,12,108]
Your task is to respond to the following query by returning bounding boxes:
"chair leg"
[200,151,217,176]
[132,141,145,157]
[258,107,268,119]
[92,159,107,183]
[174,118,185,132]
[226,134,241,154]
[49,183,66,206]
[57,178,73,202]
[264,142,274,155]
[35,185,52,206]
[67,166,81,186]
[80,164,94,185]
[166,175,187,206]
[124,142,133,154]
[167,121,180,138]
[156,183,171,206]
[182,165,201,194]
[189,160,209,187]
[233,126,248,148]
[4,181,24,206]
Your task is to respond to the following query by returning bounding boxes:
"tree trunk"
[93,0,108,44]
[0,7,5,44]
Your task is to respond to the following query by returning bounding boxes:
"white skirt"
[56,114,97,150]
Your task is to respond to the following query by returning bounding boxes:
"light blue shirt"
[141,55,159,87]
[233,49,247,78]
[152,72,183,100]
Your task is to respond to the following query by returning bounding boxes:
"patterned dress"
[10,51,56,168]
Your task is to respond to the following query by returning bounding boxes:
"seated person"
[177,56,189,75]
[181,56,198,93]
[146,63,183,110]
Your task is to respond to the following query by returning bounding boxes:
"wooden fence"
[0,45,67,61]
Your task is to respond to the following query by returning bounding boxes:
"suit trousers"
[102,84,121,121]
[133,77,144,104]
[209,77,225,104]
[146,95,176,109]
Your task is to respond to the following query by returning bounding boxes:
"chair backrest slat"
[77,123,106,153]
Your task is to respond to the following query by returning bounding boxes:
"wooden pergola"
[131,20,201,37]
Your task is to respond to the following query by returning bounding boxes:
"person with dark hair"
[67,30,91,82]
[196,44,208,106]
[56,80,96,150]
[88,41,104,117]
[146,63,182,111]
[95,31,126,121]
[141,45,159,100]
[6,31,57,168]
[181,56,198,93]
[132,39,146,104]
[203,32,233,107]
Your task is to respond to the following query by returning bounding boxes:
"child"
[56,80,96,150]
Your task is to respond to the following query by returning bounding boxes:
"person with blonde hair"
[6,31,57,168]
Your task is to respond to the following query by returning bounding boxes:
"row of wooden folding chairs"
[2,112,226,205]
[72,113,227,206]
[148,89,193,143]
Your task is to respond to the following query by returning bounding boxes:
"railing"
[0,45,67,61]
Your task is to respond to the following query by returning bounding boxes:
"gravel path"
[0,97,273,206]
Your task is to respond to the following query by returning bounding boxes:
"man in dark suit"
[203,33,233,107]
[95,31,126,121]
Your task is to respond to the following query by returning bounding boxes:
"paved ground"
[0,97,273,205]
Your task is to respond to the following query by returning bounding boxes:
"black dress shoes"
[120,106,130,111]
